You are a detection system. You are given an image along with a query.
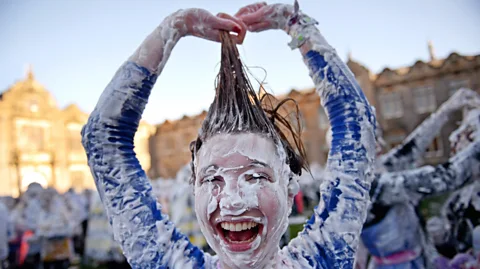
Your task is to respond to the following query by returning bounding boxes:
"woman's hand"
[176,9,247,44]
[234,2,294,32]
[130,8,246,72]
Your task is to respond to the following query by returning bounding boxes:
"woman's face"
[194,133,295,268]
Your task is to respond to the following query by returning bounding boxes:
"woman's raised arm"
[236,3,376,267]
[373,140,480,206]
[379,88,480,172]
[81,10,245,268]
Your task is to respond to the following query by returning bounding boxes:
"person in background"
[10,183,44,269]
[64,188,89,259]
[37,188,73,269]
[84,191,129,269]
[170,164,208,251]
[0,201,9,269]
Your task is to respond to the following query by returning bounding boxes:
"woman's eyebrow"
[199,165,218,177]
[249,160,269,168]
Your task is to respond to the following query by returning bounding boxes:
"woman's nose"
[226,195,245,208]
[219,187,246,212]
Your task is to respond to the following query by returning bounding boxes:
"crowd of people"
[0,186,89,269]
[0,167,212,269]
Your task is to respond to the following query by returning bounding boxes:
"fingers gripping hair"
[190,31,308,184]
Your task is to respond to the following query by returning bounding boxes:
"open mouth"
[216,221,263,252]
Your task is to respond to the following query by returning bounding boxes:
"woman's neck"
[219,252,280,269]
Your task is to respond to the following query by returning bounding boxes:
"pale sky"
[1,0,479,124]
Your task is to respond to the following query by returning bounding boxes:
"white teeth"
[220,221,259,231]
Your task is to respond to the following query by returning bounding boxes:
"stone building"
[150,112,207,178]
[151,45,480,178]
[349,44,480,165]
[0,67,154,197]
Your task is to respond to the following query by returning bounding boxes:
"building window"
[448,79,469,97]
[318,107,329,129]
[379,92,403,119]
[28,100,39,113]
[413,86,436,114]
[67,128,83,152]
[18,125,46,151]
[425,136,444,158]
[385,131,406,150]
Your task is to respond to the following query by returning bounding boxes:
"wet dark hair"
[190,32,308,183]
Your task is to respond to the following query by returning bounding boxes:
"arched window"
[18,125,46,151]
[413,86,436,114]
[379,91,404,119]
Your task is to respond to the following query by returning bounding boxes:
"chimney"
[428,40,436,61]
[25,64,34,80]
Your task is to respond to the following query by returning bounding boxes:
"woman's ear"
[287,179,297,210]
[287,192,295,210]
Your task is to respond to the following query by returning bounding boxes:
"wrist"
[284,9,319,50]
[164,10,187,39]
[130,12,183,72]
[273,4,294,33]
[157,9,188,38]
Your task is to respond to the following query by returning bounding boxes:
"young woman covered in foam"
[359,105,480,268]
[81,2,376,268]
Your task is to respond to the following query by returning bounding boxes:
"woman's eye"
[204,176,223,183]
[247,173,269,181]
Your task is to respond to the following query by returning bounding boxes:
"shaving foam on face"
[193,133,295,269]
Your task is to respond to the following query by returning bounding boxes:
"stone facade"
[349,49,480,165]
[150,112,207,178]
[0,68,154,197]
[151,47,480,178]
